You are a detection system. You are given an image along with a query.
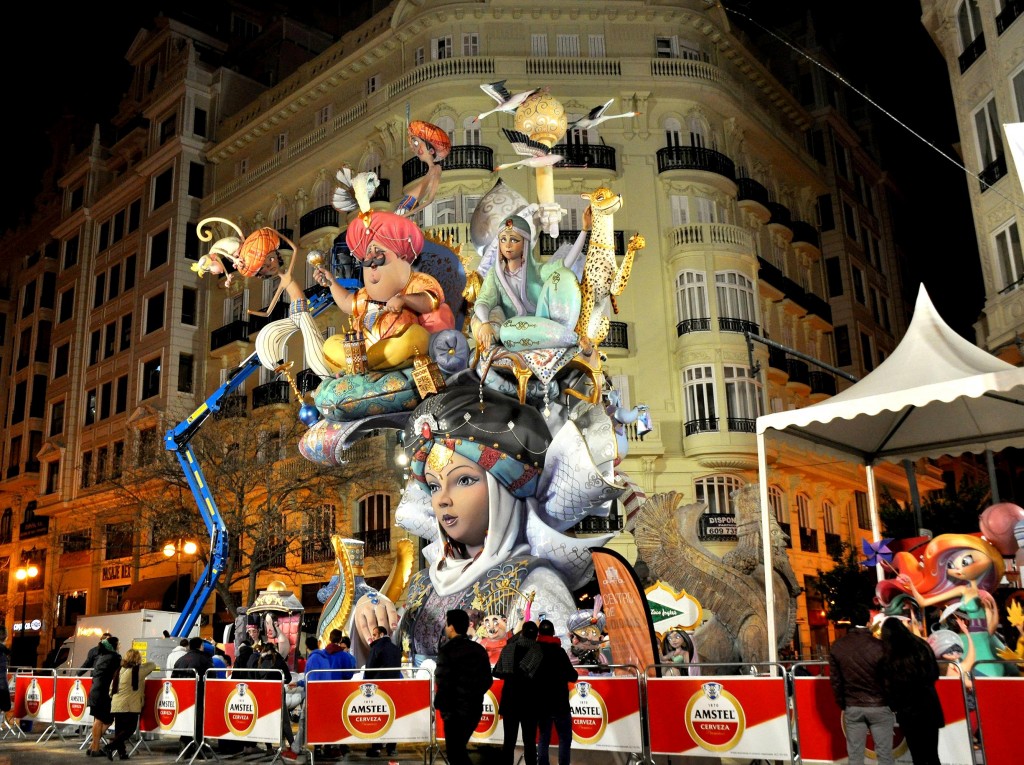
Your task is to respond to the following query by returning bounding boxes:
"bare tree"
[107,407,398,616]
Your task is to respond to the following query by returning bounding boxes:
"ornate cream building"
[0,1,934,665]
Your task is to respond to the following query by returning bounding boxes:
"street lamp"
[163,539,198,611]
[15,558,39,650]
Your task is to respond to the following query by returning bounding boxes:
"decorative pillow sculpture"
[314,369,419,422]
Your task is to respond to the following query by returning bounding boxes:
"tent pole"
[902,459,923,534]
[986,450,1001,503]
[865,464,884,583]
[757,433,779,668]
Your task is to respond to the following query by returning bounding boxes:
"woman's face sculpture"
[497,230,526,267]
[667,631,685,648]
[425,450,489,555]
[946,550,991,583]
[482,613,507,640]
[359,239,412,302]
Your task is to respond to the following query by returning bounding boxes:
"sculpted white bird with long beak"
[474,81,546,123]
[568,99,641,131]
[332,165,380,215]
[494,128,565,172]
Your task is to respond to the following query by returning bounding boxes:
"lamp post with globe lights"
[15,557,39,656]
[163,539,198,611]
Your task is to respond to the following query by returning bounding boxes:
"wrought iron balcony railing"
[604,321,629,350]
[786,358,811,386]
[211,320,250,351]
[768,346,788,372]
[719,317,759,335]
[551,143,617,171]
[766,202,792,228]
[959,34,986,73]
[998,0,1024,34]
[403,145,494,184]
[252,380,290,409]
[736,177,770,206]
[537,230,625,258]
[979,155,1008,192]
[809,371,837,397]
[575,515,624,534]
[369,178,390,203]
[299,205,339,237]
[656,146,735,181]
[677,317,711,336]
[684,417,719,436]
[727,417,756,433]
[214,394,248,419]
[790,220,820,249]
[301,537,334,565]
[352,528,392,557]
[799,528,820,553]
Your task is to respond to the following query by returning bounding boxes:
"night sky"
[4,1,984,337]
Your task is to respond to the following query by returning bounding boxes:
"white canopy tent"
[754,286,1024,662]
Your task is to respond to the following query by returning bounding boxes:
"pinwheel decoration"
[860,538,894,568]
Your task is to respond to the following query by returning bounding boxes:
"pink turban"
[345,211,424,264]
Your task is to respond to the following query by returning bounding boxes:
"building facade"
[0,0,936,665]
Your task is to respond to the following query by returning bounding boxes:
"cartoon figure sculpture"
[567,598,610,674]
[660,628,696,676]
[575,187,644,354]
[349,385,623,666]
[878,533,1007,676]
[397,121,451,216]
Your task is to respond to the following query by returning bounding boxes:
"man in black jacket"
[86,636,120,757]
[493,621,540,765]
[829,605,894,765]
[534,620,577,765]
[173,637,215,753]
[365,626,403,757]
[434,609,493,765]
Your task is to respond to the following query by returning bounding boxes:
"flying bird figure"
[494,128,565,172]
[474,81,546,123]
[332,165,380,215]
[568,99,641,131]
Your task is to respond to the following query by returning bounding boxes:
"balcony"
[799,528,820,553]
[766,202,792,230]
[790,220,820,252]
[296,368,322,397]
[353,528,391,557]
[768,346,788,373]
[603,321,629,350]
[656,146,735,182]
[677,317,711,336]
[551,142,617,171]
[979,155,1008,192]
[825,532,843,558]
[403,145,494,185]
[210,320,250,351]
[684,417,719,436]
[538,229,625,258]
[214,394,248,419]
[727,417,756,433]
[809,371,837,399]
[736,177,770,207]
[718,317,759,336]
[958,34,986,73]
[786,358,810,388]
[298,205,339,238]
[575,515,624,534]
[252,380,290,409]
[301,537,334,565]
[247,301,289,334]
[998,0,1024,33]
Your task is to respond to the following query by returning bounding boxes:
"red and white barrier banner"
[648,676,790,760]
[306,678,432,745]
[974,675,1023,765]
[568,676,641,752]
[435,679,503,744]
[792,675,973,765]
[13,673,55,723]
[53,676,94,726]
[202,678,282,744]
[140,677,197,737]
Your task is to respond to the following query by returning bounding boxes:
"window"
[462,33,479,56]
[100,381,112,420]
[93,272,106,308]
[531,34,548,57]
[851,267,866,304]
[81,450,93,488]
[957,0,984,51]
[833,135,850,179]
[825,258,843,297]
[822,501,838,536]
[675,270,709,332]
[656,36,677,58]
[860,331,875,372]
[159,113,176,145]
[366,75,379,96]
[182,287,198,325]
[768,485,787,525]
[22,280,36,318]
[274,132,288,153]
[64,235,79,269]
[834,325,852,367]
[193,107,207,138]
[111,440,124,479]
[463,116,480,146]
[120,313,133,351]
[0,510,11,544]
[683,365,717,434]
[8,435,20,474]
[124,254,136,289]
[35,321,51,363]
[61,529,92,554]
[108,263,121,301]
[185,220,200,260]
[104,322,116,358]
[715,271,757,324]
[414,47,425,66]
[855,491,871,530]
[84,388,97,426]
[149,228,169,271]
[359,493,392,532]
[178,353,194,393]
[315,105,332,127]
[53,343,70,377]
[188,162,204,197]
[694,475,744,515]
[152,167,173,209]
[236,158,249,177]
[115,375,128,414]
[974,97,1004,173]
[588,34,606,58]
[432,36,452,60]
[138,427,157,466]
[105,522,134,560]
[50,400,64,437]
[817,194,835,231]
[145,291,166,334]
[302,505,337,564]
[141,357,161,399]
[724,366,762,429]
[128,201,141,232]
[995,221,1024,289]
[556,34,580,57]
[44,460,60,495]
[797,494,815,530]
[96,445,108,482]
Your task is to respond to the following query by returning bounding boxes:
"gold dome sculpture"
[514,91,567,147]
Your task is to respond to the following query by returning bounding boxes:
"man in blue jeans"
[829,605,895,765]
[535,620,578,765]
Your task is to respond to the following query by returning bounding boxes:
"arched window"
[302,504,336,564]
[797,493,819,552]
[957,0,983,52]
[687,114,708,148]
[359,492,393,557]
[768,485,791,549]
[435,116,456,144]
[463,116,480,146]
[715,271,757,323]
[664,117,682,148]
[0,507,11,543]
[312,173,332,208]
[269,197,288,231]
[694,474,744,515]
[682,365,717,435]
[675,270,709,334]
